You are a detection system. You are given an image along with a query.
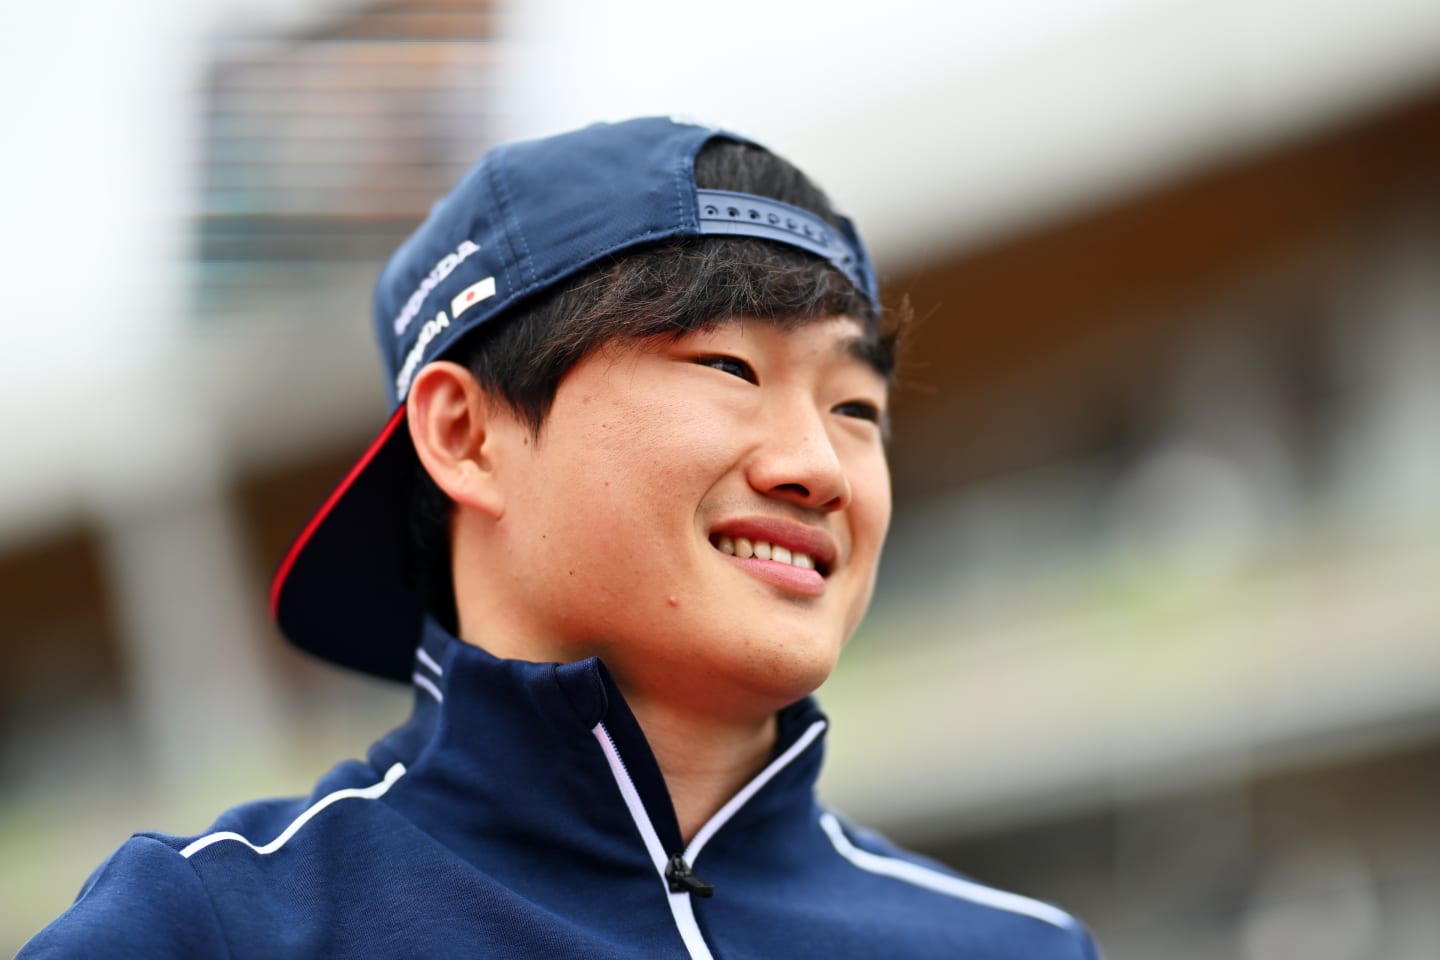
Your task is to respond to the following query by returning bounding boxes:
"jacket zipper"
[594,723,716,960]
[592,718,828,960]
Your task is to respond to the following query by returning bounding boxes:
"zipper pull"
[665,854,715,898]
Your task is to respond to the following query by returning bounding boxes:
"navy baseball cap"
[270,116,879,681]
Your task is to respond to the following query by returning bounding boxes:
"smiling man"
[20,118,1099,959]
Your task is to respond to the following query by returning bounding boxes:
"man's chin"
[720,641,841,712]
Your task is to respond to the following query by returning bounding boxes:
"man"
[21,117,1099,958]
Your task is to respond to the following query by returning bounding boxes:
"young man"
[21,118,1099,958]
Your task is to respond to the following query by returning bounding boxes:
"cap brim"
[270,408,425,682]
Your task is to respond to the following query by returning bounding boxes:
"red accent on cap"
[269,407,409,617]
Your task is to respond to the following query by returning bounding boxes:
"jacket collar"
[366,617,829,872]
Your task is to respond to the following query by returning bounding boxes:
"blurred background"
[3,1,1439,956]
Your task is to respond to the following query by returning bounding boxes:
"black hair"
[407,138,906,634]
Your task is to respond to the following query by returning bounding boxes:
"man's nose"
[746,400,851,512]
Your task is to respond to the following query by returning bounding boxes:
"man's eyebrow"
[838,334,893,380]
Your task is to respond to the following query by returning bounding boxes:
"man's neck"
[624,694,779,845]
[451,592,787,844]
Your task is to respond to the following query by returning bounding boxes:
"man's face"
[476,315,892,716]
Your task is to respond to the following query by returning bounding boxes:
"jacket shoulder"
[17,833,229,959]
[819,812,1102,959]
[19,758,396,959]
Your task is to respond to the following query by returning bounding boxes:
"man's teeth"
[715,536,816,571]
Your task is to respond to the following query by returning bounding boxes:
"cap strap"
[695,189,876,307]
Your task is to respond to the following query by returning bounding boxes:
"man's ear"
[407,361,507,520]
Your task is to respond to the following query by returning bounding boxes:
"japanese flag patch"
[451,276,497,319]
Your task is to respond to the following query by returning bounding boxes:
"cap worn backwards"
[271,116,879,681]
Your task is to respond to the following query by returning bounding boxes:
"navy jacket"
[21,620,1100,958]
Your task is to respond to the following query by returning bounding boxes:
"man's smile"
[705,516,838,578]
[713,534,818,571]
[705,517,839,597]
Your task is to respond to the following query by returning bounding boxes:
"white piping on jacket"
[416,647,444,677]
[412,672,444,703]
[179,763,407,860]
[591,718,827,960]
[819,812,1079,930]
[683,720,826,864]
[413,647,445,702]
[593,725,714,960]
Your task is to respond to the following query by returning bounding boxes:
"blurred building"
[3,1,1440,957]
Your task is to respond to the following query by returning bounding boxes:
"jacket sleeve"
[16,835,229,959]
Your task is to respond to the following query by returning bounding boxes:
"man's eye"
[695,355,757,383]
[834,400,883,423]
